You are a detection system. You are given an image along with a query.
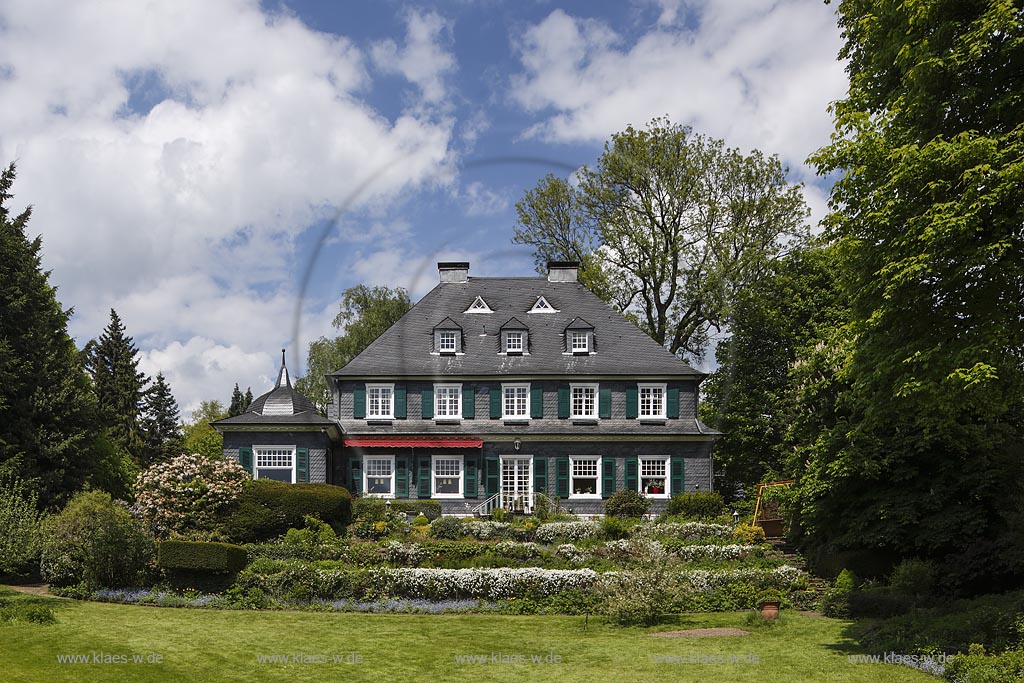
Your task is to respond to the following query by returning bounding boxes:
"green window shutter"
[350,457,363,495]
[238,447,253,476]
[462,387,475,419]
[555,457,570,498]
[353,384,366,419]
[396,457,409,498]
[602,457,616,498]
[625,456,638,492]
[464,456,478,498]
[671,457,685,496]
[557,384,570,419]
[625,386,639,419]
[485,456,499,497]
[394,386,407,419]
[530,386,543,418]
[421,388,434,419]
[489,386,502,419]
[598,387,611,418]
[667,387,679,419]
[296,447,309,483]
[418,456,431,498]
[534,456,548,495]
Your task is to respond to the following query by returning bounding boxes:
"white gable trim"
[464,296,493,314]
[528,295,558,314]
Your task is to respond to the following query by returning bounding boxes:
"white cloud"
[0,0,455,408]
[461,181,509,216]
[371,9,456,104]
[509,2,847,225]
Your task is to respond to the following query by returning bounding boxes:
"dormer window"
[505,331,523,353]
[529,296,557,313]
[570,331,588,353]
[565,318,595,355]
[439,331,457,353]
[465,296,493,314]
[499,317,529,355]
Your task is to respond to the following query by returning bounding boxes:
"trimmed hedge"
[220,480,352,542]
[158,541,248,574]
[390,500,442,520]
[666,491,725,520]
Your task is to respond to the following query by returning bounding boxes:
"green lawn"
[0,587,935,683]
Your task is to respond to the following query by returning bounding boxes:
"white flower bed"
[535,521,601,543]
[673,544,756,561]
[382,541,427,566]
[633,522,732,541]
[369,567,599,600]
[462,520,512,540]
[603,538,666,560]
[555,543,591,565]
[677,565,804,593]
[493,541,540,559]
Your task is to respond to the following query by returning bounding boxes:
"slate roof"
[331,277,704,378]
[213,350,333,428]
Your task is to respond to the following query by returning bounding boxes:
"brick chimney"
[438,262,470,283]
[547,260,579,282]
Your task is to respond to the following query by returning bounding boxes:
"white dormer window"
[465,296,493,314]
[529,296,558,313]
[571,331,589,352]
[505,331,523,353]
[438,331,457,352]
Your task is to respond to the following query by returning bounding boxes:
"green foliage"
[39,491,154,589]
[0,599,56,625]
[946,648,1024,683]
[0,164,102,508]
[890,558,938,599]
[157,540,247,573]
[804,0,1024,591]
[296,285,412,412]
[604,490,651,519]
[429,516,464,540]
[0,472,42,575]
[84,309,149,462]
[379,499,441,521]
[134,453,249,537]
[227,383,251,418]
[599,516,638,540]
[513,117,810,360]
[666,491,725,520]
[221,480,352,543]
[181,400,227,461]
[87,432,138,501]
[732,524,766,545]
[412,514,429,527]
[140,372,184,467]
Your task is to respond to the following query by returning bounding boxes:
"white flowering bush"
[368,567,599,600]
[678,564,805,593]
[133,453,249,537]
[672,544,756,561]
[555,543,591,566]
[535,521,601,543]
[633,522,732,541]
[602,538,666,562]
[382,541,427,566]
[493,541,540,560]
[461,520,513,540]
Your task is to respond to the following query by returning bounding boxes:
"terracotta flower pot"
[759,600,781,620]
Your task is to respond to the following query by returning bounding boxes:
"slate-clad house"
[216,261,719,515]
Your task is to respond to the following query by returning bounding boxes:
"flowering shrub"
[678,565,805,593]
[555,544,591,566]
[633,522,732,541]
[535,521,601,543]
[673,544,757,561]
[732,523,767,544]
[429,516,464,540]
[602,538,666,562]
[368,567,600,600]
[0,474,42,575]
[382,541,427,566]
[493,541,540,560]
[462,520,513,540]
[133,453,248,537]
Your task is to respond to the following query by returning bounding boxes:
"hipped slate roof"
[331,278,703,378]
[213,350,333,428]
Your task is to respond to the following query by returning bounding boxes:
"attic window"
[465,296,493,314]
[438,331,458,353]
[529,296,557,313]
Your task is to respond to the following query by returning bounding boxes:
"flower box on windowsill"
[571,419,599,426]
[638,418,667,425]
[434,419,462,425]
[366,419,393,425]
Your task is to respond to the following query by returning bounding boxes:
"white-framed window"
[570,383,598,419]
[504,331,524,353]
[432,455,464,498]
[639,456,670,497]
[529,296,557,313]
[254,446,296,483]
[465,296,492,314]
[434,383,462,419]
[638,383,667,419]
[570,456,601,498]
[502,383,530,419]
[364,455,395,497]
[366,383,394,419]
[438,330,458,353]
[570,331,589,352]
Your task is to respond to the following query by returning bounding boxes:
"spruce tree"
[228,383,244,417]
[243,387,253,412]
[0,163,100,506]
[85,309,149,462]
[140,372,184,467]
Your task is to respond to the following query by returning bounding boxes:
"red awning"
[344,438,483,449]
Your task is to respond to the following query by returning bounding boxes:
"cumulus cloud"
[371,9,456,104]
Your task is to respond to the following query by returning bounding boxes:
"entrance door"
[500,456,533,511]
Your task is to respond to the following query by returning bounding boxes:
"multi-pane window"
[570,384,597,418]
[503,384,529,419]
[433,456,463,497]
[366,384,394,418]
[639,456,669,496]
[505,331,524,353]
[254,446,295,482]
[571,457,600,497]
[639,384,666,418]
[438,330,457,352]
[435,384,461,418]
[364,456,395,496]
[570,331,589,352]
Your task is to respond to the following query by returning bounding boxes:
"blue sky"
[0,0,847,414]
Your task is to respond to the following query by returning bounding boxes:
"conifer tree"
[140,372,184,467]
[243,387,253,412]
[228,383,244,417]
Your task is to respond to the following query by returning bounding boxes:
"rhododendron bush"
[134,454,248,536]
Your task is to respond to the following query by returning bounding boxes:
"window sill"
[638,418,667,425]
[503,418,530,424]
[569,494,601,500]
[434,418,462,425]
[366,418,393,425]
[432,494,465,499]
[571,418,599,425]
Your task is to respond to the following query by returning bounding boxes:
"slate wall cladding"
[223,432,331,484]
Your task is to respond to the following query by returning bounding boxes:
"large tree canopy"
[802,0,1024,588]
[513,117,810,360]
[296,284,412,412]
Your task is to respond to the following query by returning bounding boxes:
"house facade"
[216,261,719,515]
